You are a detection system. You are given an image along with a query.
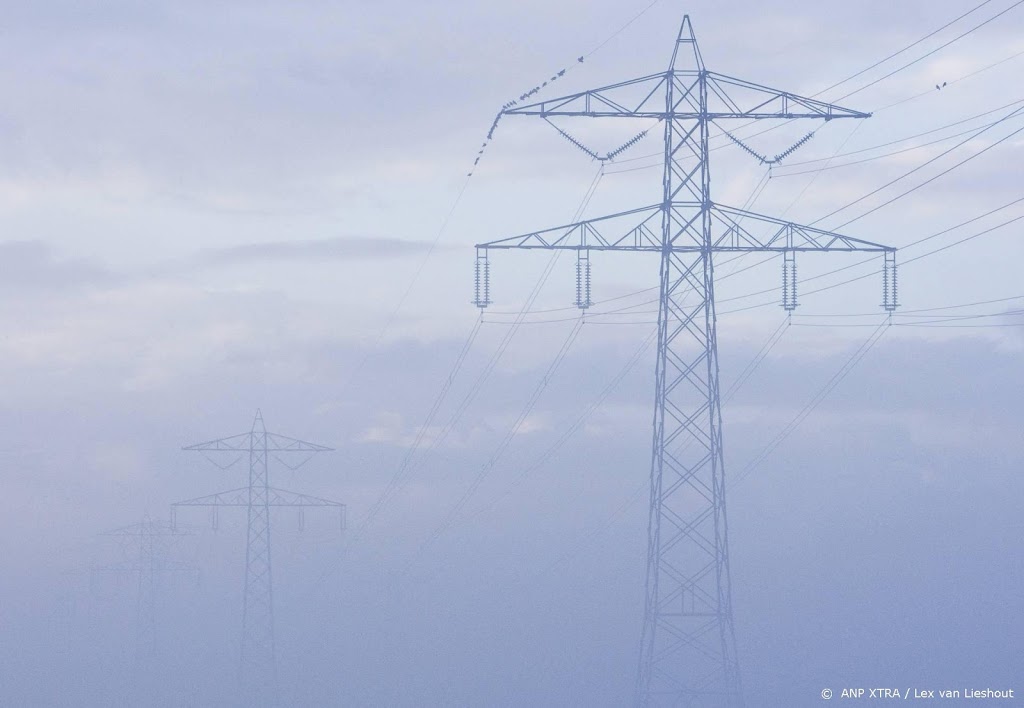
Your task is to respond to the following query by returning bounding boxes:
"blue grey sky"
[1,1,1022,706]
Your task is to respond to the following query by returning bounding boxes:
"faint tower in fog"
[173,410,345,707]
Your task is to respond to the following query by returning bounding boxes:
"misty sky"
[1,1,1022,706]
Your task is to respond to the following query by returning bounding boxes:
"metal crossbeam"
[476,203,892,253]
[174,487,346,509]
[185,433,332,454]
[505,72,869,121]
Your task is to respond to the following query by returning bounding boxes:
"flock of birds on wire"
[466,52,830,178]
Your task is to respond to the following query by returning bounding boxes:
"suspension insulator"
[782,251,798,312]
[576,250,592,310]
[474,250,492,309]
[882,251,899,312]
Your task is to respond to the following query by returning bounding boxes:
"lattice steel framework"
[174,411,344,707]
[473,16,897,707]
[96,516,193,661]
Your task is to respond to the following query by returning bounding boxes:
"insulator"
[546,118,601,161]
[585,259,592,306]
[575,261,582,307]
[723,128,769,164]
[724,128,816,166]
[772,131,815,163]
[782,251,798,311]
[882,251,899,312]
[575,250,592,310]
[474,251,492,309]
[606,129,650,161]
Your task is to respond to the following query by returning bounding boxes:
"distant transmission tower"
[473,16,897,707]
[94,515,193,663]
[173,410,345,707]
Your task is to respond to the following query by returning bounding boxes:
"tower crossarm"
[172,487,345,508]
[184,433,333,453]
[264,433,333,453]
[502,71,868,121]
[475,203,894,254]
[266,487,345,508]
[505,73,670,119]
[93,560,193,573]
[103,520,189,537]
[702,72,870,120]
[183,433,251,452]
[476,205,665,251]
[707,205,894,252]
[173,488,250,506]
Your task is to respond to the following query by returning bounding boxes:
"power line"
[874,45,1024,112]
[722,319,790,403]
[775,107,1024,177]
[903,213,1024,264]
[832,0,1024,102]
[408,317,587,562]
[713,196,1024,309]
[785,294,1024,317]
[476,314,794,599]
[466,325,660,520]
[814,0,997,96]
[350,316,484,542]
[715,211,1024,315]
[698,8,1024,161]
[338,178,473,398]
[504,283,1020,600]
[780,97,1024,168]
[585,0,665,58]
[816,103,1024,228]
[734,319,891,484]
[348,167,607,545]
[341,2,670,396]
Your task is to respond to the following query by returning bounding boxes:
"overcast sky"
[0,1,1022,706]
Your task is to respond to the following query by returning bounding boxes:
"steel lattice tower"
[94,516,193,663]
[473,16,898,707]
[174,410,345,707]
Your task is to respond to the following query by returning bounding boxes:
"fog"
[1,1,1022,706]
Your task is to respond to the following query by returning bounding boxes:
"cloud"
[0,240,115,293]
[192,235,442,267]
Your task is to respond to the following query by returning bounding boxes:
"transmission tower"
[94,515,194,663]
[173,410,345,708]
[473,16,898,707]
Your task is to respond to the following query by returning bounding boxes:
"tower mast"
[473,15,898,706]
